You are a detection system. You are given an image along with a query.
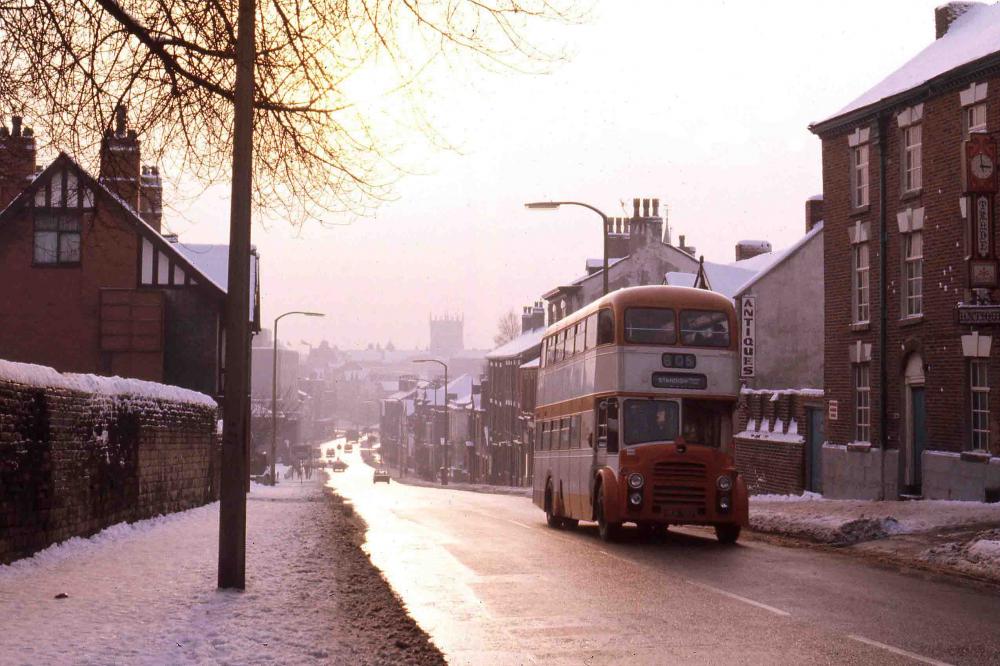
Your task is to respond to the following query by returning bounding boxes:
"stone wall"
[0,361,218,564]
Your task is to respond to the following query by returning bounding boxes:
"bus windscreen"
[623,399,679,445]
[625,308,677,344]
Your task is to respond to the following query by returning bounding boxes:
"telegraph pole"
[218,0,256,590]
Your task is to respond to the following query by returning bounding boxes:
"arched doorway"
[901,353,926,496]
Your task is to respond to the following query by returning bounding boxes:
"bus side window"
[597,399,619,453]
[597,309,614,346]
[561,418,570,450]
[571,414,581,448]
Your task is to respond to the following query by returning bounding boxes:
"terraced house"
[810,2,1000,500]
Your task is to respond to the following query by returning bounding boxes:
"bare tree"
[0,0,583,223]
[493,308,520,347]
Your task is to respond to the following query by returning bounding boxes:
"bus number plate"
[651,372,707,390]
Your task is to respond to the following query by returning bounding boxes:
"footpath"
[750,492,1000,586]
[0,475,443,665]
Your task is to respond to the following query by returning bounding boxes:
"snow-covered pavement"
[0,464,442,665]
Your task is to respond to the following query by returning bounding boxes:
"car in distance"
[344,443,354,453]
[373,466,390,484]
[331,459,348,473]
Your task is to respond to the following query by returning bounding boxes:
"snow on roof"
[816,3,1000,125]
[734,221,824,297]
[520,357,540,369]
[665,262,758,299]
[0,359,216,407]
[486,326,545,360]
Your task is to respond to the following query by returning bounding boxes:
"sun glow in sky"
[167,0,947,351]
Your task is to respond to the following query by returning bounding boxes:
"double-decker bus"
[532,285,748,543]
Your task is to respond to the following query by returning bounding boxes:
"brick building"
[0,109,260,399]
[810,3,1000,500]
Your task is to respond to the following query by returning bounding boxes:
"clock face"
[972,153,995,180]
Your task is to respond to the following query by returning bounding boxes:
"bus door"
[591,398,619,506]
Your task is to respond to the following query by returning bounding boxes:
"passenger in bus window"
[681,400,723,447]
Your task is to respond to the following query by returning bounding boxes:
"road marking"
[507,520,534,530]
[685,580,790,617]
[847,635,954,666]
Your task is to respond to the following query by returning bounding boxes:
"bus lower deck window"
[681,400,727,447]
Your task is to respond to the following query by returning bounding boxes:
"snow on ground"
[750,494,1000,545]
[919,528,1000,583]
[0,474,442,665]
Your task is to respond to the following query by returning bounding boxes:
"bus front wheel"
[715,524,741,544]
[596,485,620,542]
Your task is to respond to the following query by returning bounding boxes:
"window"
[560,418,570,450]
[681,400,728,448]
[624,308,676,345]
[596,309,615,345]
[971,360,989,450]
[33,212,81,265]
[574,321,586,354]
[679,310,730,347]
[570,414,581,448]
[556,330,566,363]
[903,125,922,192]
[623,399,679,445]
[851,144,869,208]
[596,398,619,453]
[965,103,987,138]
[853,243,870,323]
[854,364,871,443]
[585,313,598,348]
[902,231,923,316]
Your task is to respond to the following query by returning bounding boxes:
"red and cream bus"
[532,285,748,543]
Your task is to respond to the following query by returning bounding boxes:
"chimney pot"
[632,198,640,218]
[652,198,660,216]
[642,198,650,217]
[115,104,126,135]
[805,195,825,233]
[679,234,686,246]
[11,116,22,137]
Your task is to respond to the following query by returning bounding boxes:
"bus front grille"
[651,485,706,509]
[652,461,707,484]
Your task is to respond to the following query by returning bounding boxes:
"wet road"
[323,443,1000,665]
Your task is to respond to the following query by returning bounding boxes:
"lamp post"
[525,201,611,296]
[272,311,325,485]
[414,358,449,485]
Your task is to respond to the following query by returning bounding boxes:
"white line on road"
[847,634,954,666]
[685,580,790,617]
[507,520,534,530]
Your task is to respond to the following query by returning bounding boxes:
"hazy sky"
[163,0,947,351]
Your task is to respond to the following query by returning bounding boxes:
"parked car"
[344,443,353,453]
[373,466,390,484]
[331,459,348,472]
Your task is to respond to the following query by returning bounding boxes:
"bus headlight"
[627,473,645,489]
[716,475,733,492]
[629,491,643,506]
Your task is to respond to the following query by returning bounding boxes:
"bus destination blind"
[651,372,708,390]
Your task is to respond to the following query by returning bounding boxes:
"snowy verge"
[919,528,1000,583]
[0,358,216,407]
[390,473,531,497]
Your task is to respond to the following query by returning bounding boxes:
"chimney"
[805,195,824,233]
[522,301,545,332]
[0,115,37,210]
[632,198,640,218]
[936,2,979,39]
[735,240,772,262]
[99,104,141,211]
[678,234,697,257]
[140,165,163,231]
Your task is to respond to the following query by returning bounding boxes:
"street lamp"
[525,201,611,296]
[272,311,325,485]
[414,358,449,485]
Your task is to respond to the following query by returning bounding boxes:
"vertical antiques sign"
[740,296,755,378]
[964,133,998,288]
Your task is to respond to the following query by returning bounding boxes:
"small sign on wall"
[740,296,755,378]
[828,400,839,421]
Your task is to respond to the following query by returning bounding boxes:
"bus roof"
[544,285,734,336]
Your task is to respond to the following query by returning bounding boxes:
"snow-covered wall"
[0,360,219,564]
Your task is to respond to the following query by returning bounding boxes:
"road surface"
[323,443,1000,665]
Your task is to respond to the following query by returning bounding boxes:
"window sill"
[899,314,924,327]
[900,188,922,201]
[850,204,870,216]
[32,262,81,269]
[850,322,870,332]
[847,441,873,452]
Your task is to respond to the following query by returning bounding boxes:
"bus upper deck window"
[597,309,615,345]
[679,310,730,347]
[625,308,677,345]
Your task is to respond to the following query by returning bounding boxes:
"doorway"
[806,407,825,493]
[902,354,926,496]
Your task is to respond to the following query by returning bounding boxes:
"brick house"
[0,109,260,399]
[810,3,1000,500]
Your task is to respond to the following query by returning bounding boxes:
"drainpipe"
[877,111,890,500]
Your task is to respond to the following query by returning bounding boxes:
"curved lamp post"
[525,201,610,296]
[271,310,325,485]
[414,358,449,485]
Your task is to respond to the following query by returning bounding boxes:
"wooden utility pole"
[218,0,256,590]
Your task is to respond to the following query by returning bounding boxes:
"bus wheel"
[596,486,620,542]
[715,525,741,544]
[545,483,562,529]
